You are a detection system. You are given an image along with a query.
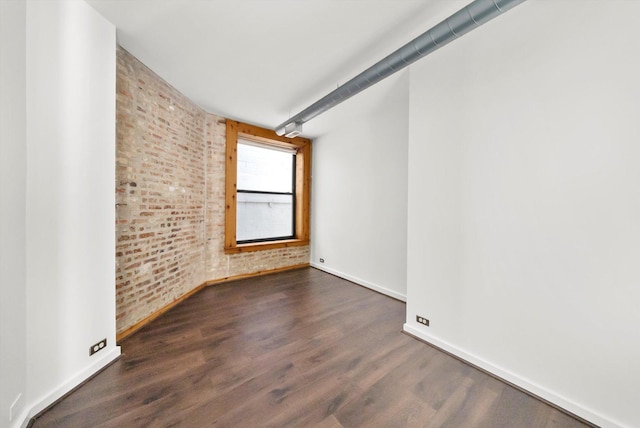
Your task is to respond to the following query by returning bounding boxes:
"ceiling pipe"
[275,0,527,137]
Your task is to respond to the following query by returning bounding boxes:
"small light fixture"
[283,122,303,138]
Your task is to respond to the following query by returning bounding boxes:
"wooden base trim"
[116,263,310,343]
[206,263,309,286]
[116,282,208,342]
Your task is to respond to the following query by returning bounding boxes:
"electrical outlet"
[319,258,325,263]
[89,338,107,356]
[416,315,430,327]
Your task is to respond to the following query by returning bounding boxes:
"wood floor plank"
[31,268,594,427]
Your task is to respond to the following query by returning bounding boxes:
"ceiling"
[87,0,467,138]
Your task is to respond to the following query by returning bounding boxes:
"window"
[236,141,295,243]
[225,120,311,253]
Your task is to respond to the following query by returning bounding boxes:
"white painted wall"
[0,1,28,426]
[24,0,120,421]
[405,1,640,427]
[311,72,409,301]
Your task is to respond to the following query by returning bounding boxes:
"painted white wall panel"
[311,72,409,300]
[24,0,119,420]
[406,2,640,427]
[0,1,28,427]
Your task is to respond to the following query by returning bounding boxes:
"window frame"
[225,120,311,253]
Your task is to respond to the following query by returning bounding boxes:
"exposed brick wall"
[116,47,309,335]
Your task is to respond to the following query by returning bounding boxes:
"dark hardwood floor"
[32,268,592,427]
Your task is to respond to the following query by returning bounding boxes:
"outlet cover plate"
[89,338,107,356]
[416,315,430,327]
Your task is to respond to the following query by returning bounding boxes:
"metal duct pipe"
[275,0,527,136]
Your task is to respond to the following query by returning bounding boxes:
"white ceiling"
[87,0,466,138]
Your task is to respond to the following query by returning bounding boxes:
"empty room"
[1,0,638,427]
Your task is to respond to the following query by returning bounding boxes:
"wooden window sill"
[224,239,310,254]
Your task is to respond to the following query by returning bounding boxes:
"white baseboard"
[20,346,121,428]
[310,263,406,302]
[403,324,624,428]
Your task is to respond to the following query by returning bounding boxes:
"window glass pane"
[236,192,293,241]
[237,142,293,193]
